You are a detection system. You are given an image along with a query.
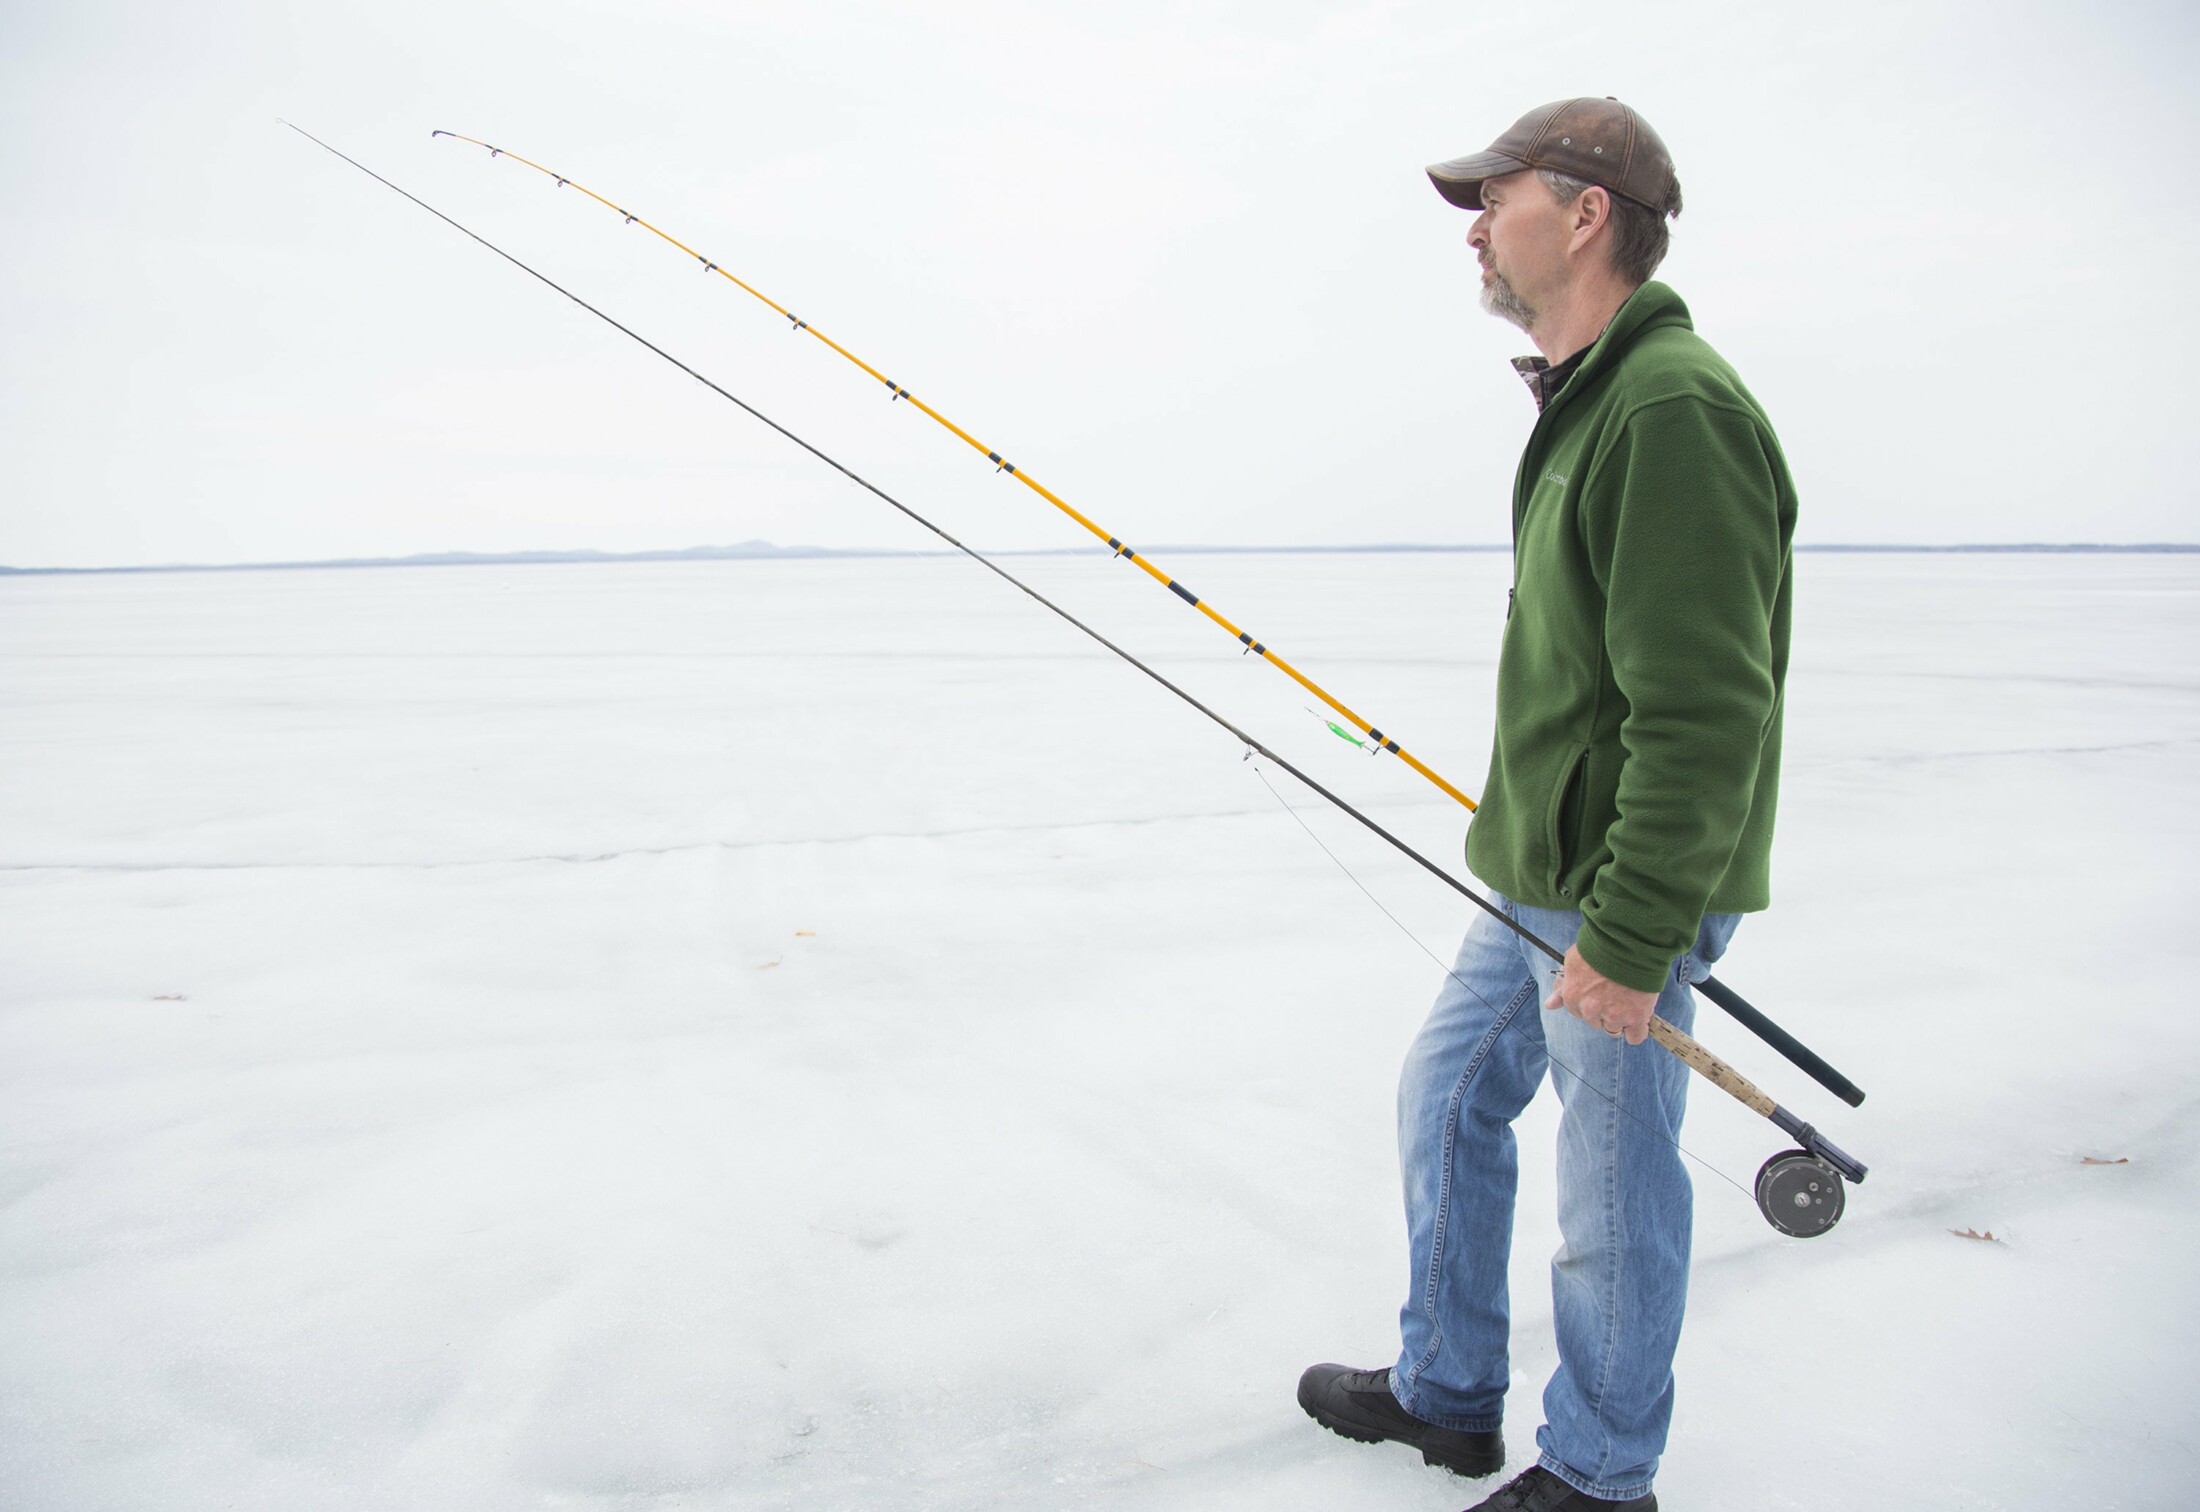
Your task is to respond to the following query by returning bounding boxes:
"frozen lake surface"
[3,549,2196,1510]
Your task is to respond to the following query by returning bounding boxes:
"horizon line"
[4,539,2198,578]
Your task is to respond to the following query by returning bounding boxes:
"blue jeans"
[1390,895,1739,1500]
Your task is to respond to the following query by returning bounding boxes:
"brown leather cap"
[1427,98,1679,215]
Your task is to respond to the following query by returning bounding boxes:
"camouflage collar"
[1510,343,1589,412]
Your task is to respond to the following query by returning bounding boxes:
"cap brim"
[1425,150,1530,211]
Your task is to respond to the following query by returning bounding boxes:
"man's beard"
[1479,266,1536,331]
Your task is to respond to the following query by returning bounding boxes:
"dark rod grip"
[1769,1105,1869,1183]
[1697,975,1866,1108]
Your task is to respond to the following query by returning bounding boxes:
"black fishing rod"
[284,122,1866,1235]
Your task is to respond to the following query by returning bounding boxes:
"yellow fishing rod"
[430,129,1475,813]
[424,128,1866,1114]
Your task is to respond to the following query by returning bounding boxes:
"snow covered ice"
[2,549,2195,1510]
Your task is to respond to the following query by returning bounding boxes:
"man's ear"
[1568,186,1612,254]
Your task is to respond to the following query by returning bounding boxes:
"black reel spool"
[1755,1149,1846,1238]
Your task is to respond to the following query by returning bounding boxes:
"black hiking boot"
[1296,1363,1504,1477]
[1461,1464,1656,1511]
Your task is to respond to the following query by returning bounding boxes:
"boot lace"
[1484,1466,1562,1510]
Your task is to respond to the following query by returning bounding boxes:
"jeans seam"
[1402,970,1539,1402]
[1593,1032,1623,1481]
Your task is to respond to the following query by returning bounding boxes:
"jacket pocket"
[1544,745,1592,899]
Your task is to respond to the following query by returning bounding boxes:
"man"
[1297,99,1796,1512]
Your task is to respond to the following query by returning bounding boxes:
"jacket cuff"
[1574,917,1673,995]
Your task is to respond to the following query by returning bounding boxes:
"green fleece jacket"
[1465,281,1795,993]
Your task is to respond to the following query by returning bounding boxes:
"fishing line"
[428,127,1867,1112]
[1246,761,1757,1209]
[284,123,1867,1231]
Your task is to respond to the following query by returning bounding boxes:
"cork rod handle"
[1646,1016,1777,1117]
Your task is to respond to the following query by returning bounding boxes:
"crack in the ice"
[1808,667,2200,694]
[1800,735,2198,769]
[0,799,1407,875]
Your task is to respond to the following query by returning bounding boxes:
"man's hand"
[1543,943,1660,1046]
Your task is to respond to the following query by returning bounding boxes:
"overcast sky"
[3,0,2195,567]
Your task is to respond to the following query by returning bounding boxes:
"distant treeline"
[3,541,2195,577]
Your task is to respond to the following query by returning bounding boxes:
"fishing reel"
[1755,1114,1867,1238]
[1755,1150,1845,1237]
